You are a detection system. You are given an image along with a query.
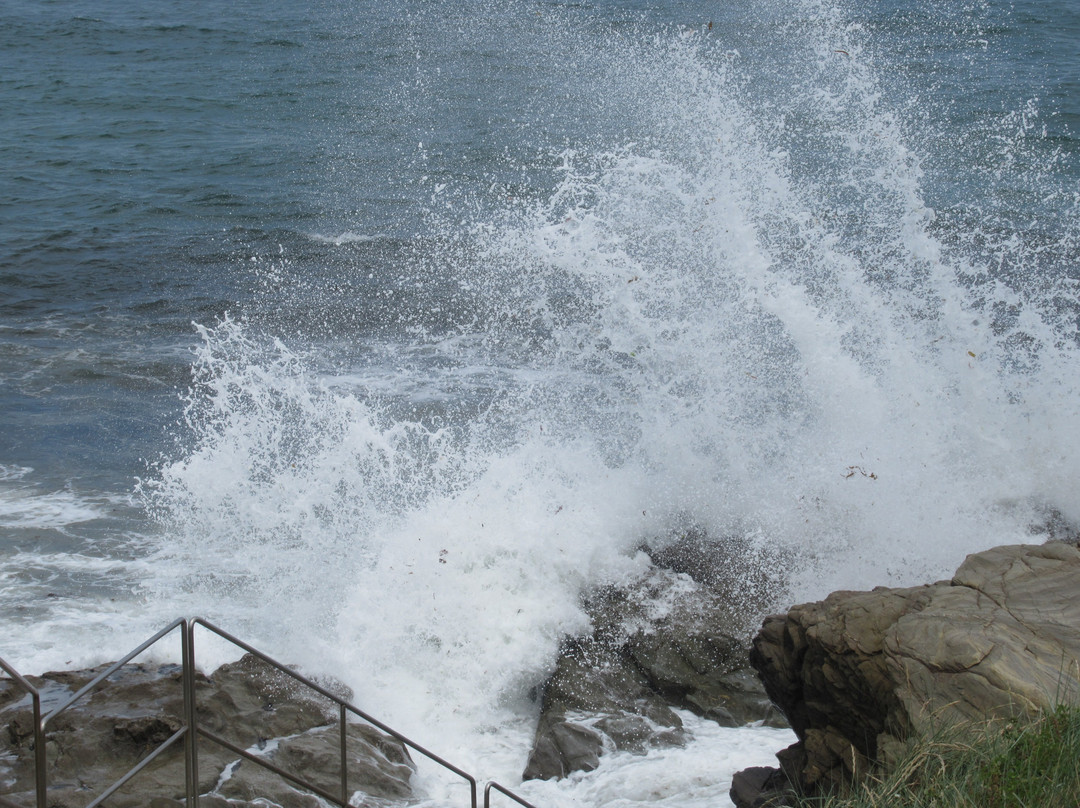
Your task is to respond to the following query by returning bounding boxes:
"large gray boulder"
[741,541,1080,802]
[0,654,414,807]
[523,533,786,781]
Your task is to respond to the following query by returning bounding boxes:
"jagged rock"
[523,534,786,781]
[0,654,414,807]
[741,541,1080,800]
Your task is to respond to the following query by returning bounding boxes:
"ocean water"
[1,0,1078,804]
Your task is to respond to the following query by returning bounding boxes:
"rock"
[523,534,786,781]
[744,541,1080,798]
[522,718,604,781]
[0,654,414,807]
[645,529,787,627]
[218,723,414,804]
[729,765,796,808]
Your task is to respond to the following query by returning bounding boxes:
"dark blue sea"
[1,0,1078,802]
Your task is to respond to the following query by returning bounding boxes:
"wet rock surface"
[523,533,786,781]
[0,654,414,807]
[734,541,1080,806]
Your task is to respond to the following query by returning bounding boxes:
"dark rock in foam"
[523,530,787,781]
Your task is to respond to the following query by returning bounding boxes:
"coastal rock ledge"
[0,654,414,808]
[732,541,1080,808]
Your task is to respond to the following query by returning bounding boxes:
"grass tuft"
[803,705,1080,808]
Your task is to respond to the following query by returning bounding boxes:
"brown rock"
[0,654,413,807]
[747,541,1080,796]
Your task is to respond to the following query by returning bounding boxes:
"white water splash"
[18,2,1076,807]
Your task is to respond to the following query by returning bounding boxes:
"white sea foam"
[307,231,382,245]
[0,465,33,482]
[0,484,103,529]
[0,551,166,673]
[514,715,796,808]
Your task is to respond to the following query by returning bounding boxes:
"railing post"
[33,691,46,808]
[484,781,538,808]
[339,703,348,806]
[0,656,47,808]
[183,619,199,808]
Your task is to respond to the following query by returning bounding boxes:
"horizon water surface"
[2,0,1079,805]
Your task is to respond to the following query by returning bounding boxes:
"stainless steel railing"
[0,617,539,808]
[0,652,47,808]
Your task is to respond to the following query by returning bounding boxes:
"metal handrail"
[41,618,188,725]
[0,657,45,808]
[0,618,539,808]
[485,780,539,808]
[0,618,189,808]
[189,617,482,808]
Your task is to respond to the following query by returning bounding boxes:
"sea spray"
[0,0,1074,803]
[131,0,1080,804]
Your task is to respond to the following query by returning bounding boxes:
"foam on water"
[0,486,103,530]
[0,465,32,482]
[516,714,795,808]
[0,547,164,674]
[307,231,383,246]
[0,458,152,537]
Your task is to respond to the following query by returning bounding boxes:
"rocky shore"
[3,538,1078,807]
[731,540,1080,807]
[0,654,414,808]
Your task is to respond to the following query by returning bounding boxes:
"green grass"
[804,705,1080,808]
